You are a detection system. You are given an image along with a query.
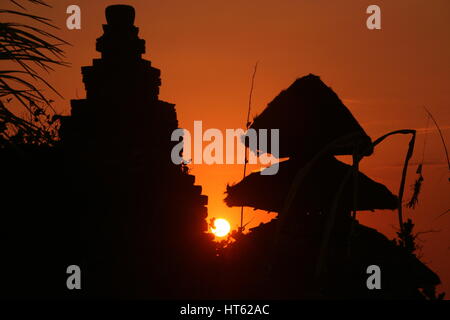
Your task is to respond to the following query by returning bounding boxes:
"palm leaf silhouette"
[0,0,69,146]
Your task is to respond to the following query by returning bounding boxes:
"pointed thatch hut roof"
[225,157,397,213]
[247,74,373,160]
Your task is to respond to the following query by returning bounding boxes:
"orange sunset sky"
[4,0,449,294]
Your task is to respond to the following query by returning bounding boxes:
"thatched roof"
[246,74,373,160]
[224,157,397,213]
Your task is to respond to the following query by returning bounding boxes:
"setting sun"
[211,218,231,237]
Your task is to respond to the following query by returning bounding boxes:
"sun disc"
[211,218,231,237]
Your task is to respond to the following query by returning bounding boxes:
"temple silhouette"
[221,74,441,299]
[58,4,215,298]
[1,4,214,299]
[0,5,443,300]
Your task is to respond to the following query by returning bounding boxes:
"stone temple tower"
[59,5,213,298]
[62,5,176,158]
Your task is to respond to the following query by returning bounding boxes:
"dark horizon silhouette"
[0,4,445,300]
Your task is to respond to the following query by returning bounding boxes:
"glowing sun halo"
[211,218,231,237]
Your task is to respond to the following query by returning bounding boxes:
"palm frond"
[0,0,68,146]
[10,0,51,10]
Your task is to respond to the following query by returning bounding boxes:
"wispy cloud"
[416,126,450,134]
[372,160,447,170]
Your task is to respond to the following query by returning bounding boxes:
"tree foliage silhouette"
[0,0,68,146]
